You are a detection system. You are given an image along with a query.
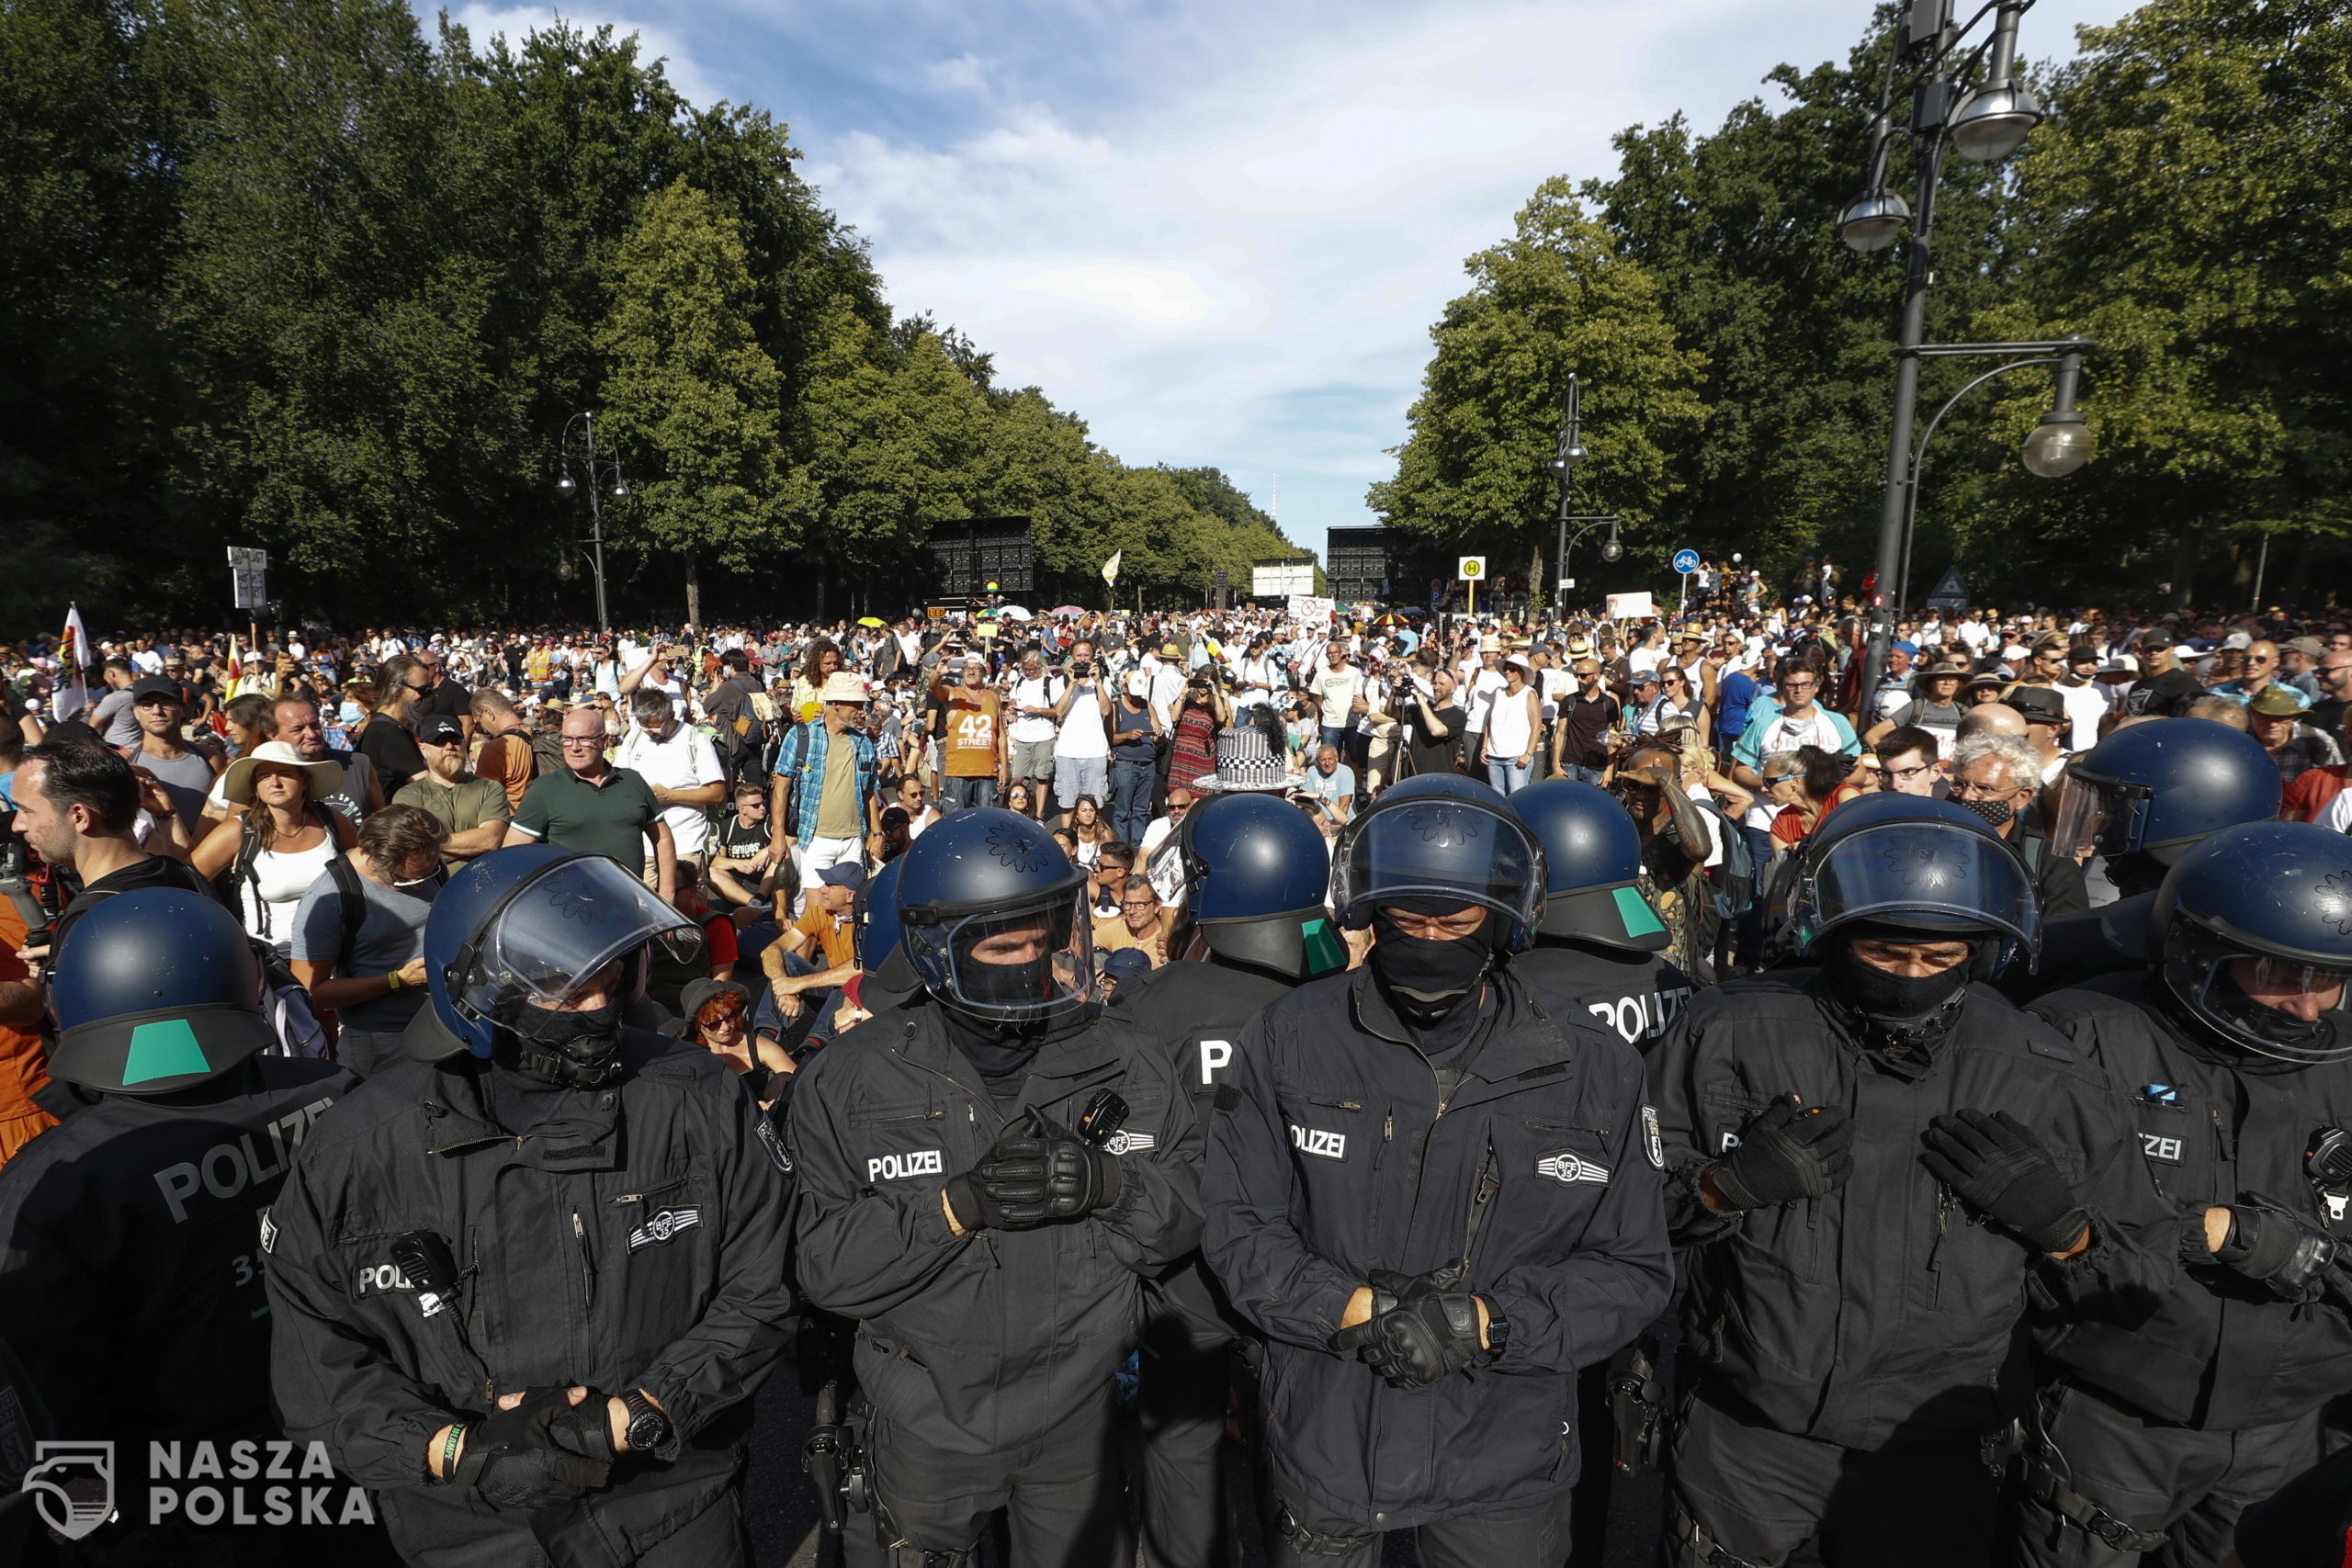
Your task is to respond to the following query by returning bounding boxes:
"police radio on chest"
[390,1232,459,1319]
[2307,1128,2352,1223]
[1076,1089,1129,1148]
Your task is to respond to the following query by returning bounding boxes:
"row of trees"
[1373,0,2351,612]
[0,0,1305,633]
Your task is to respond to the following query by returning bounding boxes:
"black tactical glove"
[1331,1269,1486,1388]
[1919,1109,2088,1255]
[2214,1197,2345,1304]
[547,1389,619,1466]
[944,1111,1121,1231]
[452,1388,612,1508]
[1709,1097,1853,1210]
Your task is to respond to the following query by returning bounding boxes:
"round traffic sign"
[1671,549,1700,575]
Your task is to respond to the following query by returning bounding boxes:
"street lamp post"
[556,412,627,634]
[1894,336,2095,604]
[1547,375,1622,610]
[1838,0,2064,713]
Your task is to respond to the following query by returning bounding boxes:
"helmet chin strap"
[492,996,626,1089]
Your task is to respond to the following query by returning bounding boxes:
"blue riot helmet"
[1331,789,1547,951]
[48,888,270,1094]
[2051,718,2281,866]
[856,856,922,1002]
[896,808,1093,1023]
[1172,792,1346,979]
[414,845,699,1067]
[2154,820,2352,1065]
[1781,792,2040,972]
[1507,779,1668,953]
[1377,773,1505,807]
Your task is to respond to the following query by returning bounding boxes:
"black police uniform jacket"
[1203,964,1673,1531]
[1512,940,1696,1054]
[1652,973,2167,1451]
[786,995,1202,1455]
[0,1059,350,1446]
[264,1028,794,1560]
[2030,970,2352,1429]
[1113,956,1295,1343]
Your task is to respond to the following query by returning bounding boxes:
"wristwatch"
[1485,1310,1511,1359]
[622,1389,672,1455]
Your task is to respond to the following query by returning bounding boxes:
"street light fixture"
[1840,0,2069,714]
[556,411,625,633]
[2020,342,2094,477]
[1546,374,1625,604]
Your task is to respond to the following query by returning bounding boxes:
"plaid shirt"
[771,720,877,847]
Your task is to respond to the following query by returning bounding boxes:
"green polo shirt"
[510,765,661,871]
[391,773,512,868]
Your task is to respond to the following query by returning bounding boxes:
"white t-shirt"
[1009,675,1065,745]
[2057,680,2109,750]
[2317,793,2352,835]
[1314,668,1363,729]
[1056,682,1110,760]
[617,723,723,856]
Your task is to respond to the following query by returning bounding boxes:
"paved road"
[741,1371,1665,1567]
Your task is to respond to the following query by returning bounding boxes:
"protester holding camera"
[1050,652,1114,816]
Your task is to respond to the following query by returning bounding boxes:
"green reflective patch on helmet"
[1301,917,1349,977]
[1613,886,1668,940]
[120,1019,212,1087]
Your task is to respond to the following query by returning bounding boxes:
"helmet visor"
[1332,796,1545,937]
[2050,772,2151,860]
[1787,820,2040,955]
[2166,922,2352,1065]
[902,890,1094,1022]
[455,856,699,1023]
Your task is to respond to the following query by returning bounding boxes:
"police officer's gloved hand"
[944,1111,1121,1231]
[2212,1197,2343,1303]
[1919,1109,2089,1254]
[1709,1097,1853,1210]
[452,1388,612,1508]
[1332,1269,1484,1388]
[547,1390,619,1466]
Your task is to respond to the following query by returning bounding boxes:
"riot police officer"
[2007,819,2352,1565]
[1650,795,2162,1568]
[2025,717,2282,996]
[1112,791,1347,1568]
[1508,778,1698,1049]
[0,887,361,1562]
[1508,776,1699,1563]
[265,845,795,1566]
[786,807,1200,1566]
[1204,784,1673,1565]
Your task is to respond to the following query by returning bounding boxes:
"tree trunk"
[2169,521,2200,609]
[684,551,702,634]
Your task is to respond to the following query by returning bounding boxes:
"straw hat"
[220,740,344,806]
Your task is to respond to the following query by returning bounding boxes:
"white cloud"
[444,3,732,113]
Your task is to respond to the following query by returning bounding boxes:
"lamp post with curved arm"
[556,412,627,634]
[1896,336,2095,605]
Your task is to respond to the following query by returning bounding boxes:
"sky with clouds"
[437,0,2140,553]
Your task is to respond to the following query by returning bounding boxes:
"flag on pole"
[51,603,92,722]
[1101,551,1122,585]
[225,630,245,693]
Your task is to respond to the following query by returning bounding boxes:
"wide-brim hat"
[818,671,871,705]
[220,740,344,806]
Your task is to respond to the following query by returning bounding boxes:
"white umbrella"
[993,605,1034,621]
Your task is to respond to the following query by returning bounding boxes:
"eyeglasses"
[1947,777,2023,800]
[560,736,603,748]
[1882,761,1936,784]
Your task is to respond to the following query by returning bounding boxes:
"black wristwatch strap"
[1486,1312,1511,1359]
[623,1389,673,1455]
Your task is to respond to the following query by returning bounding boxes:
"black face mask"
[495,995,625,1089]
[1825,941,1970,1025]
[1369,908,1495,1028]
[1953,795,2016,829]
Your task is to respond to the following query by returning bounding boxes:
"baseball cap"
[416,715,465,747]
[129,674,183,704]
[1099,948,1154,981]
[818,863,866,892]
[2137,628,2177,651]
[2287,637,2326,659]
